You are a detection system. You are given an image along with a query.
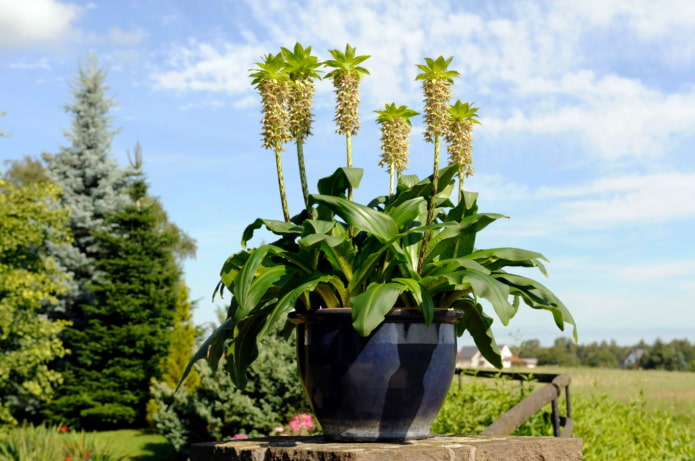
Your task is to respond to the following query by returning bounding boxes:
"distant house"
[456,344,514,369]
[621,348,645,369]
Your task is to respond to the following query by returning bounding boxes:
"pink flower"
[230,433,249,440]
[274,426,284,433]
[288,413,315,434]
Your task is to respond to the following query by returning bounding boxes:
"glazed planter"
[289,308,462,441]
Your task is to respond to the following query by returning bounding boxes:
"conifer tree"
[45,168,195,429]
[42,54,131,312]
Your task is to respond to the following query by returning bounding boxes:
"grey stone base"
[191,435,582,460]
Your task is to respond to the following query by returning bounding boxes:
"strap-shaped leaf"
[351,283,404,336]
[496,273,577,340]
[241,218,302,248]
[317,167,364,196]
[456,299,503,368]
[393,278,434,325]
[465,271,514,325]
[259,274,338,338]
[387,197,427,229]
[299,232,345,248]
[425,213,507,261]
[311,194,399,242]
[226,315,267,388]
[468,248,549,276]
[175,317,235,393]
[219,251,250,291]
[233,245,287,319]
[425,257,491,277]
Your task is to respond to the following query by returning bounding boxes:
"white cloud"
[148,0,695,161]
[151,41,267,94]
[616,260,695,281]
[9,57,52,70]
[0,0,80,51]
[559,173,695,228]
[483,73,695,160]
[107,26,147,47]
[476,171,695,232]
[559,0,695,38]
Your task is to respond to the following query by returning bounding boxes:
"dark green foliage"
[44,186,186,430]
[432,378,551,436]
[639,339,690,371]
[513,337,695,370]
[151,330,309,457]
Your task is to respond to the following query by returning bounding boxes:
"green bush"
[432,376,551,436]
[573,392,695,460]
[0,424,126,461]
[151,330,310,457]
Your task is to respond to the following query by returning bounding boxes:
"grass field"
[527,366,695,418]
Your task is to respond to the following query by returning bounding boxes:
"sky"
[1,0,694,347]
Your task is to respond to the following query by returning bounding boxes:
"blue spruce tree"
[43,54,131,311]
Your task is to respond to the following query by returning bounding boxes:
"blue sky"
[2,0,694,347]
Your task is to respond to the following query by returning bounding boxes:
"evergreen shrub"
[151,330,309,457]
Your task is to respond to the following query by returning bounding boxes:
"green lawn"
[92,429,177,461]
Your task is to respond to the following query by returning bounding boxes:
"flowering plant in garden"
[271,413,318,436]
[180,44,576,389]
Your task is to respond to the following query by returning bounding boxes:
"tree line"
[1,55,199,429]
[513,337,695,371]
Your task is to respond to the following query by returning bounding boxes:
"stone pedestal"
[191,435,582,460]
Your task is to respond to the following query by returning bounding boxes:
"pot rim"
[288,307,463,324]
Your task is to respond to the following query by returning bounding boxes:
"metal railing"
[455,369,573,437]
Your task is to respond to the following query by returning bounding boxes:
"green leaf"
[456,299,503,368]
[226,315,267,388]
[175,317,234,393]
[241,218,303,248]
[311,194,400,242]
[351,283,404,336]
[425,257,491,277]
[468,248,549,276]
[317,167,364,197]
[233,245,289,319]
[496,273,577,340]
[465,271,514,325]
[425,213,507,261]
[219,251,250,291]
[393,278,434,325]
[258,274,337,338]
[388,197,427,229]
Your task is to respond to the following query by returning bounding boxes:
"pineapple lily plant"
[183,44,577,389]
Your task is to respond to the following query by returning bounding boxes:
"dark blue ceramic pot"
[289,308,462,441]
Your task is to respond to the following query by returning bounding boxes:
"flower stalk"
[282,43,322,212]
[250,53,292,221]
[324,44,370,200]
[415,56,460,273]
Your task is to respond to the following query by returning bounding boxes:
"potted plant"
[180,44,577,441]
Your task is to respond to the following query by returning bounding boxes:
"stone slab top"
[191,434,583,461]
